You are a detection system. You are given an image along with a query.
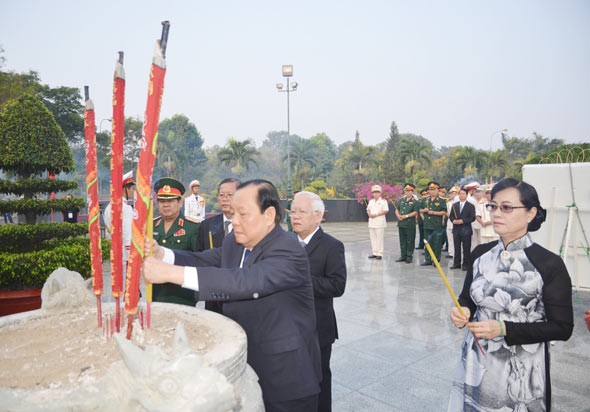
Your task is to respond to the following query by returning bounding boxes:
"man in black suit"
[196,177,240,313]
[291,191,347,412]
[143,179,321,411]
[449,187,476,270]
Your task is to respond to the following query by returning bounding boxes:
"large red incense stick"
[125,21,170,339]
[83,86,103,328]
[110,52,125,332]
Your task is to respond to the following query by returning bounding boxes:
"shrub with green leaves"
[0,238,110,290]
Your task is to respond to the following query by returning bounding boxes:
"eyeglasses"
[486,204,528,213]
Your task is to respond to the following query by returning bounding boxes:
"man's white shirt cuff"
[182,267,199,291]
[162,247,199,291]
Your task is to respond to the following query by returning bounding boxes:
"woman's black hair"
[237,179,283,225]
[491,178,546,232]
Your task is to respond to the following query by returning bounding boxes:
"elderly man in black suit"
[143,179,321,412]
[449,187,476,271]
[291,191,347,412]
[196,177,240,313]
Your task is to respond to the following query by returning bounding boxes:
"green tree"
[285,137,317,191]
[452,146,487,181]
[397,137,432,181]
[0,94,78,224]
[38,84,84,145]
[155,114,207,183]
[383,121,401,183]
[309,132,337,180]
[218,138,259,177]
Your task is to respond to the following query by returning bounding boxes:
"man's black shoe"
[375,256,382,260]
[395,257,406,262]
[406,258,412,263]
[420,262,431,266]
[445,255,453,258]
[450,265,461,269]
[368,255,377,259]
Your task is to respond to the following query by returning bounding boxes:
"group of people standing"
[102,174,346,412]
[368,178,574,411]
[101,172,573,412]
[367,180,499,270]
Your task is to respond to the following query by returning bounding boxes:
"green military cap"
[154,177,185,199]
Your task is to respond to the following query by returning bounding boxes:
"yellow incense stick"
[424,240,485,356]
[145,199,153,303]
[209,231,213,249]
[425,240,464,315]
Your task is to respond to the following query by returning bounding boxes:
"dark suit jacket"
[173,224,322,403]
[451,201,476,235]
[196,213,225,251]
[305,227,347,347]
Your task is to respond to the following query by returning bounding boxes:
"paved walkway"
[320,222,590,412]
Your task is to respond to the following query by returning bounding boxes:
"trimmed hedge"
[0,237,110,290]
[0,222,89,253]
[0,197,86,216]
[0,178,78,196]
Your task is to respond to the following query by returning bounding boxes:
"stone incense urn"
[0,268,264,411]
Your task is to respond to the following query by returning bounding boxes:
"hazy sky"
[1,0,589,150]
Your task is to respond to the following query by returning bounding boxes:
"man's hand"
[144,237,164,260]
[143,256,184,285]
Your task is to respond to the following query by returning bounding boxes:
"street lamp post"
[489,128,508,153]
[276,65,298,197]
[99,118,112,133]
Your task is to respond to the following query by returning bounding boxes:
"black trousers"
[318,344,333,412]
[264,393,319,412]
[453,227,472,267]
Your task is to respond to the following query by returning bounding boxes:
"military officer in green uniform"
[395,183,420,263]
[419,181,447,266]
[416,188,428,249]
[152,177,200,306]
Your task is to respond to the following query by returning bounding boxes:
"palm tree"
[339,131,374,182]
[217,138,259,177]
[397,138,432,179]
[453,146,487,180]
[285,139,317,189]
[483,150,509,182]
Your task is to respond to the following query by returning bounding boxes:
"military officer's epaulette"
[153,215,163,227]
[184,215,200,224]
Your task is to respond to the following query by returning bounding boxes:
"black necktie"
[300,241,306,248]
[243,249,251,263]
[224,220,230,236]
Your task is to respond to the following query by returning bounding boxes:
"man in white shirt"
[366,185,389,260]
[183,179,206,222]
[104,171,135,270]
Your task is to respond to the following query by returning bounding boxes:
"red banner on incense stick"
[110,53,125,299]
[83,89,104,299]
[125,22,169,319]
